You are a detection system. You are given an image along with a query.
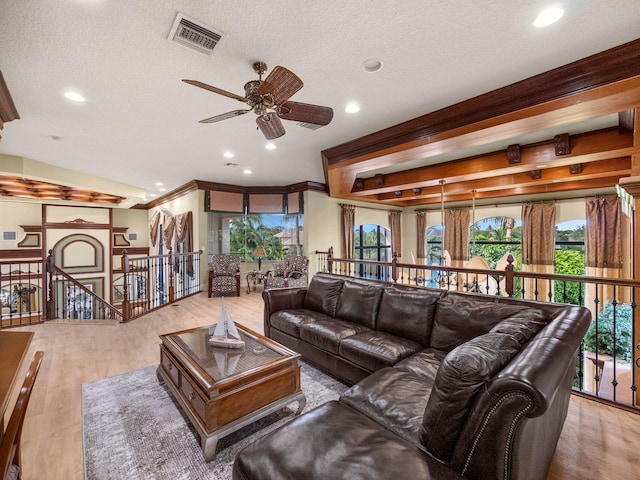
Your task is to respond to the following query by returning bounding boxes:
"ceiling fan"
[182,61,334,140]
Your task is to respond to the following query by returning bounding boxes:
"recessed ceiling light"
[345,102,360,113]
[243,169,252,174]
[159,188,166,192]
[149,193,157,197]
[224,151,234,158]
[155,182,163,186]
[534,5,564,27]
[64,91,86,102]
[265,143,276,150]
[362,58,383,73]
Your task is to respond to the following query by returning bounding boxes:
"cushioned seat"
[300,318,371,355]
[338,331,423,371]
[232,401,466,480]
[269,309,330,338]
[208,254,241,297]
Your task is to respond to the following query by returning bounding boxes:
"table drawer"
[180,375,206,422]
[160,350,180,386]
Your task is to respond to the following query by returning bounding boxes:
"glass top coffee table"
[157,322,305,461]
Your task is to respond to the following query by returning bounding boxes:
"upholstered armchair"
[263,255,309,290]
[208,254,241,297]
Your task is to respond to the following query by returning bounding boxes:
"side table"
[246,270,263,294]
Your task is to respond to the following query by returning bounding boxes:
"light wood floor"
[5,290,640,480]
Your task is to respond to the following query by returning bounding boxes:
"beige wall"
[0,200,41,251]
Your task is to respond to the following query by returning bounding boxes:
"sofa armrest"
[261,287,307,337]
[449,305,591,480]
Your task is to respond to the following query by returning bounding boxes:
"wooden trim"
[0,71,20,125]
[19,225,42,233]
[17,233,41,248]
[113,227,129,233]
[0,249,42,259]
[113,247,149,256]
[43,222,111,229]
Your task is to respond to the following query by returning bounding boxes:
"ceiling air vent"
[168,13,224,56]
[296,122,325,131]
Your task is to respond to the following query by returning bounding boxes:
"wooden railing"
[316,247,640,412]
[0,259,45,328]
[119,248,203,322]
[2,249,204,327]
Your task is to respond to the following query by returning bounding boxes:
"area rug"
[82,362,347,480]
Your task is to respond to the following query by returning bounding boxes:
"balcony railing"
[316,247,640,411]
[1,249,203,327]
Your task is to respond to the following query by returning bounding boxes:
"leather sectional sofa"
[232,273,591,480]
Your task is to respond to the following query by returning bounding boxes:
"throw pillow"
[420,332,522,462]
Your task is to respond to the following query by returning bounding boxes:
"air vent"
[128,233,138,241]
[168,13,224,56]
[3,231,17,241]
[296,122,325,131]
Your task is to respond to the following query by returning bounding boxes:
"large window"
[354,224,391,279]
[470,217,522,268]
[207,212,303,263]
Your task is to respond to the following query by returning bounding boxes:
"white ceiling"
[1,0,640,206]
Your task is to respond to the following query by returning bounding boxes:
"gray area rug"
[82,362,347,479]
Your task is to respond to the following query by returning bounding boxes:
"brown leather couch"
[233,273,591,480]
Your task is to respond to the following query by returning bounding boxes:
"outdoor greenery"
[227,214,302,261]
[584,302,633,362]
[554,249,585,304]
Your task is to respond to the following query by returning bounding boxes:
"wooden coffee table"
[157,323,306,461]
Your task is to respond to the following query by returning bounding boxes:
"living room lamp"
[253,246,266,270]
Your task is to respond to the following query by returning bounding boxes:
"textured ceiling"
[1,1,640,207]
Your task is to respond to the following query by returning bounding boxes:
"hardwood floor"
[4,291,640,480]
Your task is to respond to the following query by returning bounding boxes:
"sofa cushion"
[339,331,423,371]
[303,275,344,317]
[340,367,433,444]
[300,318,371,355]
[393,349,447,382]
[377,287,443,345]
[270,309,332,338]
[430,297,533,351]
[334,281,384,329]
[419,332,522,462]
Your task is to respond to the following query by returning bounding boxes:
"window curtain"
[175,211,194,276]
[341,204,355,260]
[521,203,555,301]
[149,212,160,251]
[416,211,426,264]
[444,209,469,267]
[585,196,624,318]
[389,210,402,259]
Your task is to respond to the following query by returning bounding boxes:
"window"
[207,212,303,263]
[554,220,585,304]
[469,217,522,269]
[354,224,391,279]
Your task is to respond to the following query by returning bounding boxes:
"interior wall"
[0,199,41,251]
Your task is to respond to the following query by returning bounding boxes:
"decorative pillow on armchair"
[272,262,286,277]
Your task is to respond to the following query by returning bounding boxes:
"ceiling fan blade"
[278,101,333,126]
[182,79,247,103]
[256,114,286,140]
[258,66,303,105]
[199,109,252,123]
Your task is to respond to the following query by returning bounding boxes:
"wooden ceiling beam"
[350,129,635,196]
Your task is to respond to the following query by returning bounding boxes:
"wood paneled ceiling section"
[322,39,640,207]
[0,175,125,204]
